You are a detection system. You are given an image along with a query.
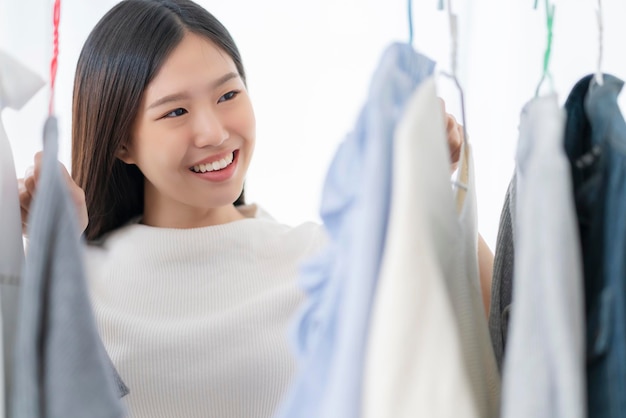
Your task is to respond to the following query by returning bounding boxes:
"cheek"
[241,103,256,144]
[131,120,188,183]
[229,95,255,138]
[134,136,184,175]
[244,119,256,146]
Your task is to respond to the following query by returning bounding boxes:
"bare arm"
[478,233,494,318]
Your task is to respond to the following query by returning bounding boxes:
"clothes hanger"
[439,0,470,191]
[594,0,604,86]
[406,0,469,189]
[575,0,605,169]
[407,0,414,46]
[406,0,468,151]
[439,0,469,152]
[49,0,61,116]
[533,0,556,98]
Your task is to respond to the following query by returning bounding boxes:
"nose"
[192,107,228,148]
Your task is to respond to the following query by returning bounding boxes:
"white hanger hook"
[595,0,604,85]
[446,0,459,80]
[440,0,468,149]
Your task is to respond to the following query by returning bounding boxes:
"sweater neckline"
[90,204,275,246]
[130,204,268,231]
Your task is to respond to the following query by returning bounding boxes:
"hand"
[439,98,464,173]
[18,151,89,236]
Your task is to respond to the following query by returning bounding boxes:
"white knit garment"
[84,205,325,418]
[363,77,500,418]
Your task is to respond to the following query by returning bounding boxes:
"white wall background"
[2,0,626,249]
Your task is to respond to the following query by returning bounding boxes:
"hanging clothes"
[273,43,435,418]
[488,177,516,372]
[11,116,127,418]
[501,94,585,418]
[362,76,499,418]
[563,74,626,418]
[0,51,44,418]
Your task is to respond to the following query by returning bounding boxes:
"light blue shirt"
[501,95,585,418]
[274,43,435,418]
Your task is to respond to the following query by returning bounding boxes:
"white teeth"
[190,152,235,173]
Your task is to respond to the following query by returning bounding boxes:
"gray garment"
[0,122,24,418]
[0,51,45,417]
[0,286,19,416]
[489,176,516,371]
[11,116,127,418]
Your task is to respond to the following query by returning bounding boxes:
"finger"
[445,112,457,132]
[21,206,29,233]
[59,161,73,183]
[71,186,87,216]
[18,178,29,205]
[23,170,37,195]
[58,163,86,209]
[449,140,462,162]
[19,199,30,217]
[17,177,26,194]
[19,187,31,212]
[447,116,461,145]
[19,179,32,233]
[19,175,35,202]
[58,162,77,193]
[448,123,462,165]
[457,123,465,144]
[33,151,43,182]
[19,187,33,215]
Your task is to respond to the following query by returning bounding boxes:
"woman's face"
[122,32,255,227]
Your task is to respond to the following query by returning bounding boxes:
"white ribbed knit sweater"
[84,205,325,418]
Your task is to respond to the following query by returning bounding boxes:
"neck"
[141,205,245,229]
[142,188,246,229]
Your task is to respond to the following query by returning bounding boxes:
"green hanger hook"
[534,0,556,97]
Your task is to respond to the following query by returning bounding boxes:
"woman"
[18,0,492,416]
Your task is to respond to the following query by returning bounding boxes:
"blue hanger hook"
[408,0,414,45]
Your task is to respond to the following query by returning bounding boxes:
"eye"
[218,90,240,103]
[164,108,188,118]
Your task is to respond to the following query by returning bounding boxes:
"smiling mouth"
[189,151,236,173]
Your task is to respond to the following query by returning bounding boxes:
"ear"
[116,144,136,165]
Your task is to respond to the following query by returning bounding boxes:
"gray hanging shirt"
[11,116,128,418]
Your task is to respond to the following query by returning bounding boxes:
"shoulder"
[82,204,329,297]
[242,204,328,261]
[82,203,327,264]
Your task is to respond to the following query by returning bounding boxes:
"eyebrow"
[147,72,240,110]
